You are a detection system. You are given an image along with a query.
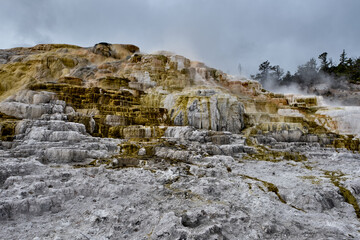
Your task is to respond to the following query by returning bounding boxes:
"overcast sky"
[1,0,360,76]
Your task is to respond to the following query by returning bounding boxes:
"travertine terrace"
[1,43,360,239]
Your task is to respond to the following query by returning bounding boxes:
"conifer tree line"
[251,50,360,90]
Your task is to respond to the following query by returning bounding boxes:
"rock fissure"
[324,171,360,219]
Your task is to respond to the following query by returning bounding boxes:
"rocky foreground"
[1,43,360,239]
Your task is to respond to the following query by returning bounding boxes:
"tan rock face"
[163,88,244,133]
[0,43,254,137]
[92,42,139,59]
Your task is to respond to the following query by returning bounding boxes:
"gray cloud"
[1,0,360,76]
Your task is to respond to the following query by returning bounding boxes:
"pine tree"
[339,49,347,66]
[318,52,329,72]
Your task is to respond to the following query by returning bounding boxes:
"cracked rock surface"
[1,126,360,239]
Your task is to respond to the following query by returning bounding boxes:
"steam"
[251,55,359,107]
[266,82,305,95]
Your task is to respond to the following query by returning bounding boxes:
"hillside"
[1,43,360,239]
